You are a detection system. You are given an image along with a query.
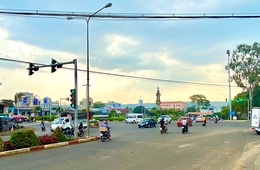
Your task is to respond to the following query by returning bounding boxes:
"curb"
[0,136,99,157]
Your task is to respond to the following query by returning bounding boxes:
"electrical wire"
[0,57,237,87]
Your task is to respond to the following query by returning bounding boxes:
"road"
[0,120,259,170]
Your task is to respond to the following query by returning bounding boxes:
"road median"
[0,136,99,157]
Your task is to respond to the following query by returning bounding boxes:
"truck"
[250,107,260,135]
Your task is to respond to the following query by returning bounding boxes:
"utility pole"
[227,50,232,120]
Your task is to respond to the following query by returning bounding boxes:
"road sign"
[44,98,48,104]
[23,97,27,103]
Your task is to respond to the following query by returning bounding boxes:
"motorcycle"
[182,125,188,134]
[202,121,206,126]
[160,125,167,134]
[64,128,74,137]
[78,128,84,137]
[214,118,218,124]
[63,127,84,137]
[100,127,111,142]
[41,126,46,132]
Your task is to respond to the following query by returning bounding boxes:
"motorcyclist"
[214,115,218,123]
[202,115,206,125]
[78,120,84,130]
[101,120,110,137]
[40,120,45,131]
[159,118,167,131]
[181,118,188,131]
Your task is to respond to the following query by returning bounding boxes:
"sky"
[0,0,259,105]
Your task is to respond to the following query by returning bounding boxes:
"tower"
[156,87,161,110]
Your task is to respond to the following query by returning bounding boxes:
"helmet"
[79,120,82,123]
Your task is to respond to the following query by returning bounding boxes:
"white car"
[157,115,172,124]
[196,116,202,122]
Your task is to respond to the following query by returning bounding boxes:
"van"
[125,114,143,123]
[50,117,73,132]
[250,107,260,135]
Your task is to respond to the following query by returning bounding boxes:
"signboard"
[229,111,236,116]
[23,97,28,103]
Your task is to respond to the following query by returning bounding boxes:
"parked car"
[157,115,172,124]
[196,116,202,122]
[177,116,193,127]
[138,118,157,128]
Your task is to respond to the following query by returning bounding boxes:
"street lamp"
[226,50,232,120]
[67,2,112,137]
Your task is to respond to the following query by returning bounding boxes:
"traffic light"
[70,89,76,109]
[51,58,57,73]
[28,62,39,76]
[51,58,63,73]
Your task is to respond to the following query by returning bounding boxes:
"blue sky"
[0,0,259,104]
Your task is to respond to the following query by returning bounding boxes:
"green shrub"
[10,128,40,149]
[110,116,125,121]
[35,115,59,121]
[0,136,4,152]
[66,137,75,141]
[51,126,66,142]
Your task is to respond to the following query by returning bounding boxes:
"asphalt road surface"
[0,120,259,170]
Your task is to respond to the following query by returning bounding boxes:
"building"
[160,101,188,111]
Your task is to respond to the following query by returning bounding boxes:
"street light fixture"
[67,3,112,137]
[226,50,232,120]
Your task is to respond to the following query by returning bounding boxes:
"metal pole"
[227,50,232,120]
[66,3,112,137]
[248,99,250,120]
[74,59,78,139]
[59,98,61,116]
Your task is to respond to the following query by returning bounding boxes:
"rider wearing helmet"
[78,120,83,130]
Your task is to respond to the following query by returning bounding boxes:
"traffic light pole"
[73,59,78,139]
[27,59,79,139]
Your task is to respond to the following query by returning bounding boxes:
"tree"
[229,42,260,112]
[221,106,229,119]
[0,99,14,107]
[133,106,150,116]
[187,106,196,112]
[92,102,105,108]
[252,85,260,107]
[33,106,42,115]
[232,92,248,119]
[189,94,210,111]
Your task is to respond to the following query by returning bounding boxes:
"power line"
[0,9,260,20]
[0,57,234,87]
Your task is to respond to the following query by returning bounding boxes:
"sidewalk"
[0,136,100,157]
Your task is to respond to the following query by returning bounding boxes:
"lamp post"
[226,50,232,120]
[67,2,112,137]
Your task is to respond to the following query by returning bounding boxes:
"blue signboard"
[23,97,27,103]
[230,111,236,116]
[44,98,48,104]
[33,98,38,105]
